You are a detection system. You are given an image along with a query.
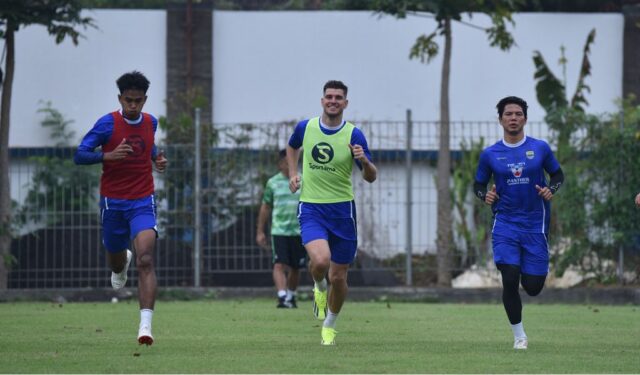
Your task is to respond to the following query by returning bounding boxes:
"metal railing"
[8,113,574,288]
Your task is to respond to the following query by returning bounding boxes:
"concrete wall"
[5,10,624,147]
[212,11,623,124]
[8,9,166,147]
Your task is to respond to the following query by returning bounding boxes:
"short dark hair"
[496,96,528,119]
[116,71,150,94]
[323,80,348,97]
[278,149,286,159]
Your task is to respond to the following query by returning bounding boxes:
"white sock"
[277,289,286,298]
[314,278,327,292]
[511,322,526,339]
[323,308,338,329]
[140,309,153,328]
[286,289,296,301]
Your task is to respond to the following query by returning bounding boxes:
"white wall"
[213,11,623,124]
[5,10,624,147]
[7,9,166,147]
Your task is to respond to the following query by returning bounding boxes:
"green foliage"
[534,29,639,283]
[451,138,493,267]
[372,0,521,63]
[16,103,99,226]
[0,0,96,44]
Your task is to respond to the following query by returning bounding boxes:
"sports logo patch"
[508,162,525,178]
[526,150,535,159]
[311,142,334,164]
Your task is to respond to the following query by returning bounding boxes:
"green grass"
[0,299,638,373]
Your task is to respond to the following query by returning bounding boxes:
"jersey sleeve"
[351,127,372,170]
[542,141,561,174]
[475,149,492,184]
[73,113,114,165]
[287,119,309,149]
[262,178,274,206]
[150,114,159,160]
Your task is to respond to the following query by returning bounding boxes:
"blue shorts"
[101,204,157,253]
[298,201,358,265]
[492,231,549,275]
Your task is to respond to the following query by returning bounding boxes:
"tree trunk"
[436,18,452,287]
[0,24,15,289]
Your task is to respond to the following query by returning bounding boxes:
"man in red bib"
[74,71,167,346]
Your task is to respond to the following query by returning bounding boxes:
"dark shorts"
[492,231,549,276]
[101,205,157,253]
[271,235,307,269]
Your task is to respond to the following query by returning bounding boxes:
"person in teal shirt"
[256,149,306,308]
[286,80,377,345]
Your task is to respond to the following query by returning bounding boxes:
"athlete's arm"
[474,150,497,204]
[350,128,376,183]
[474,180,498,205]
[473,180,487,202]
[286,144,301,193]
[349,144,377,183]
[256,203,271,250]
[74,115,114,165]
[548,167,564,194]
[286,121,306,193]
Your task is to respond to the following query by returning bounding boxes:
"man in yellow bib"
[286,80,377,345]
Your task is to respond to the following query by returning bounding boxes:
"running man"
[474,96,564,350]
[74,71,166,346]
[256,149,306,308]
[287,80,377,345]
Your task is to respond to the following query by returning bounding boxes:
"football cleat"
[312,287,327,320]
[321,326,337,346]
[111,249,132,290]
[513,337,528,350]
[138,325,154,346]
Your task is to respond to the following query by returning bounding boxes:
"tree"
[0,0,95,289]
[372,0,521,286]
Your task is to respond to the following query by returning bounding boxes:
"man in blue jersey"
[286,80,377,345]
[474,96,564,350]
[74,71,167,346]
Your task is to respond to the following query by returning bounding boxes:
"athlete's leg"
[497,263,522,324]
[327,261,349,314]
[133,229,157,310]
[520,233,549,297]
[273,263,287,292]
[108,251,128,273]
[305,239,331,284]
[521,273,546,296]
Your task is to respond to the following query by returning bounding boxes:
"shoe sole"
[138,335,154,346]
[313,301,327,320]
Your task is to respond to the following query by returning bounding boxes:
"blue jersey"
[475,136,560,234]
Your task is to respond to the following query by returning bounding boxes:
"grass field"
[0,299,638,373]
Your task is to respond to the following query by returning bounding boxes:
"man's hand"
[154,149,168,173]
[485,184,499,205]
[289,175,301,193]
[349,144,368,164]
[635,192,640,207]
[535,184,553,201]
[256,231,268,250]
[103,138,132,161]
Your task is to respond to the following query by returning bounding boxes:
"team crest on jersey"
[508,162,525,178]
[526,150,535,159]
